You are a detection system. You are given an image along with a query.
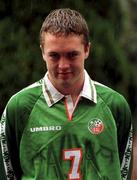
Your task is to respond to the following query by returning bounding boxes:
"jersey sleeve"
[107,92,133,180]
[0,96,22,180]
[0,84,42,180]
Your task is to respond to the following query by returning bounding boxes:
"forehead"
[42,33,85,52]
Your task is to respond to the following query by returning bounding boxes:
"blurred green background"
[0,0,137,128]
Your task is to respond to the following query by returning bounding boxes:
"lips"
[57,72,73,78]
[58,71,72,75]
[58,72,71,75]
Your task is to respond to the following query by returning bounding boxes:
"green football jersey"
[0,72,132,180]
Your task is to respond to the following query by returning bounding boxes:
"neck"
[61,85,83,104]
[58,79,84,103]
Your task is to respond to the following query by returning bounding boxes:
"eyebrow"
[48,50,80,54]
[48,52,59,55]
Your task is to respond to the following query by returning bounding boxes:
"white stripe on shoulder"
[9,79,43,100]
[93,81,108,88]
[90,79,97,103]
[24,80,43,90]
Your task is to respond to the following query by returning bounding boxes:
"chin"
[59,80,72,88]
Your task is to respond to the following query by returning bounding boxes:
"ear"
[40,45,46,62]
[84,42,91,59]
[42,54,46,62]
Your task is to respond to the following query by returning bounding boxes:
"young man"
[0,8,132,180]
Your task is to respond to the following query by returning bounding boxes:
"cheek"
[75,58,85,68]
[46,61,55,69]
[47,64,57,75]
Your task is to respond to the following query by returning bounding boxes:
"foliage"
[0,0,137,122]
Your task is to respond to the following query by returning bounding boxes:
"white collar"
[42,70,97,107]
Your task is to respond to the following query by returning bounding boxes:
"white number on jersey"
[63,148,82,180]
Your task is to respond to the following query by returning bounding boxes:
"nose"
[58,57,70,70]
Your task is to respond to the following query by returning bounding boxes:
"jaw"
[52,73,84,95]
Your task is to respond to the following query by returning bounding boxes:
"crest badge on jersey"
[88,119,104,134]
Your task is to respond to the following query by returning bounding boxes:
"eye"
[67,51,79,59]
[49,52,60,60]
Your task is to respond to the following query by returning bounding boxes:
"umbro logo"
[30,125,62,132]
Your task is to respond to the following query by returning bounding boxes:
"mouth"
[57,72,73,78]
[58,71,72,75]
[59,72,71,75]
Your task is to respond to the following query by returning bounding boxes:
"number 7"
[63,148,82,180]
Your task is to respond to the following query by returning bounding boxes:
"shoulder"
[93,81,131,121]
[93,81,132,135]
[7,79,43,112]
[3,79,44,132]
[94,81,128,106]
